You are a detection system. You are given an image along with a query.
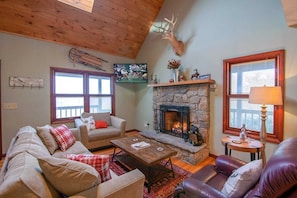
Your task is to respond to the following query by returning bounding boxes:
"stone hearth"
[147,80,213,164]
[141,130,209,165]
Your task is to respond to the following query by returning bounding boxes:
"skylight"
[57,0,94,13]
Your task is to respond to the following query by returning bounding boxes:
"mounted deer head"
[154,15,185,56]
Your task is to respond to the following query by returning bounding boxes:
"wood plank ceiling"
[0,0,165,59]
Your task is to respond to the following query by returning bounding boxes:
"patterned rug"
[109,159,191,198]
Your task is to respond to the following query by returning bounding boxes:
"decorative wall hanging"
[9,76,44,88]
[69,48,108,71]
[113,63,148,83]
[154,15,185,56]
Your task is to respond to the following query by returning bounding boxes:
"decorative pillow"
[221,159,263,197]
[81,116,96,131]
[82,112,111,126]
[95,120,108,129]
[66,154,111,182]
[37,125,59,154]
[50,124,76,151]
[38,157,100,196]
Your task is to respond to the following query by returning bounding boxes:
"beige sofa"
[75,112,126,150]
[0,126,145,198]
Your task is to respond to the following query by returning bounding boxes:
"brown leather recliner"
[174,137,297,198]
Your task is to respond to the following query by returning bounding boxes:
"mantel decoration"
[168,59,181,82]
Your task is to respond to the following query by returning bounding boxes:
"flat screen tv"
[114,63,148,83]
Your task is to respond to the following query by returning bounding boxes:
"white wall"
[136,0,297,162]
[0,33,136,153]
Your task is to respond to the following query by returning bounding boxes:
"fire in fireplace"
[159,105,190,137]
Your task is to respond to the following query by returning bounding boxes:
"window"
[223,50,284,143]
[50,67,115,123]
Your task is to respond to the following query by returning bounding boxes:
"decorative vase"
[172,69,179,82]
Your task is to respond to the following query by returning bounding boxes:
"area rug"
[109,159,191,198]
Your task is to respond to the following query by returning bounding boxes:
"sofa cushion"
[66,154,111,182]
[82,112,111,126]
[8,128,50,160]
[221,159,263,197]
[50,124,76,151]
[38,156,101,196]
[88,127,121,141]
[95,120,108,129]
[37,125,59,154]
[52,141,91,158]
[0,152,60,198]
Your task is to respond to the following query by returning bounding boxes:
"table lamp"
[248,86,283,165]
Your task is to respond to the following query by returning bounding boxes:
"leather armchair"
[174,137,297,198]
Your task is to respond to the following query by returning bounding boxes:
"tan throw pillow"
[37,125,59,154]
[221,159,263,197]
[38,157,101,196]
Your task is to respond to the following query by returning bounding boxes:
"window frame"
[50,67,115,124]
[223,50,285,144]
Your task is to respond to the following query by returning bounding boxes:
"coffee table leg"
[111,146,116,162]
[168,158,175,178]
[147,167,152,193]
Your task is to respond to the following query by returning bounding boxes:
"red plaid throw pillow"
[50,124,76,151]
[66,154,111,182]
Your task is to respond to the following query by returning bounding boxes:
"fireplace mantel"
[147,79,215,88]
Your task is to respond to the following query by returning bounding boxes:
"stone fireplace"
[140,80,214,165]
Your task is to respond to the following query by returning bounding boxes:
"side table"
[221,136,264,161]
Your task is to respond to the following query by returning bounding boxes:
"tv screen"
[114,63,148,83]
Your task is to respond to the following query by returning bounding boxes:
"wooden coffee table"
[110,136,177,193]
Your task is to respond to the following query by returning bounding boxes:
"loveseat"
[0,125,145,198]
[75,112,126,150]
[174,137,297,198]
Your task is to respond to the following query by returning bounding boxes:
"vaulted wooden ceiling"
[0,0,165,59]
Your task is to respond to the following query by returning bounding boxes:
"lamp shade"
[249,86,283,105]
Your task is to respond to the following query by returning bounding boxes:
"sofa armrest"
[215,155,246,176]
[74,118,89,145]
[69,169,145,198]
[110,116,127,137]
[69,128,80,141]
[97,169,145,198]
[174,178,227,198]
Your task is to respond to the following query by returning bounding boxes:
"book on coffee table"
[131,141,151,150]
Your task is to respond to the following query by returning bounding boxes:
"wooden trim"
[0,62,2,159]
[50,67,115,124]
[223,50,285,144]
[126,129,141,133]
[148,79,215,88]
[209,153,217,159]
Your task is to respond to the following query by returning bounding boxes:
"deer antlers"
[154,15,185,56]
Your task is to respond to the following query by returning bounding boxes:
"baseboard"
[209,153,217,159]
[126,129,140,133]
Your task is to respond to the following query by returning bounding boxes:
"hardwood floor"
[0,131,215,174]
